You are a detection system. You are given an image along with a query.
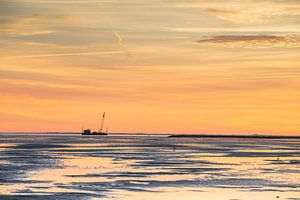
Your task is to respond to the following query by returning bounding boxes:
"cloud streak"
[113,30,132,57]
[114,31,123,46]
[204,1,300,24]
[7,50,125,59]
[195,35,300,48]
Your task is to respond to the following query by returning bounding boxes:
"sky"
[0,0,299,135]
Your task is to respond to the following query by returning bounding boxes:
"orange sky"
[0,0,300,135]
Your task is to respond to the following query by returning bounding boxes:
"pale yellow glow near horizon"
[0,0,299,135]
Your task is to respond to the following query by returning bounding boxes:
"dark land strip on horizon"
[0,132,299,139]
[168,134,300,139]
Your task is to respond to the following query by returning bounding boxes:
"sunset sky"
[0,0,299,134]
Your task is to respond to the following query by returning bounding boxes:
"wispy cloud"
[205,8,262,24]
[204,1,300,24]
[0,14,68,36]
[113,31,123,46]
[113,30,132,57]
[195,35,300,48]
[7,50,124,59]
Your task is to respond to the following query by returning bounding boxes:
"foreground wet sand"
[0,134,300,199]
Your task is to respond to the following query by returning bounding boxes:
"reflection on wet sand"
[0,134,299,199]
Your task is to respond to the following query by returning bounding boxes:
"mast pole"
[100,112,105,133]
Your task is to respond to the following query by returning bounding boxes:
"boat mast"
[100,112,105,133]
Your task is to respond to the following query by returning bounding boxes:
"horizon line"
[0,132,299,138]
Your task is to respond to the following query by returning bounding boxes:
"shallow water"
[0,134,299,200]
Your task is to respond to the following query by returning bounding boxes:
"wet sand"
[0,134,300,199]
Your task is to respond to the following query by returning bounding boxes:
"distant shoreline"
[0,132,299,139]
[168,134,300,139]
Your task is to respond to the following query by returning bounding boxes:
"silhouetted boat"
[82,112,108,135]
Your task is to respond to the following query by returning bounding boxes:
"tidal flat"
[0,134,299,200]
